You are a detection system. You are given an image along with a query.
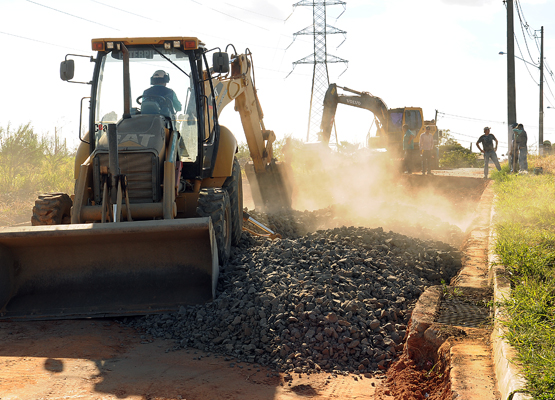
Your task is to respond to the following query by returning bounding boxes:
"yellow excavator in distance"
[0,37,291,320]
[319,83,439,169]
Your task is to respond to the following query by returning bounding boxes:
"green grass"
[493,171,555,399]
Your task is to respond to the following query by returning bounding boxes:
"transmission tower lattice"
[290,0,348,143]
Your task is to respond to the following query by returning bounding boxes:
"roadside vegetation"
[438,129,482,169]
[0,123,75,225]
[491,157,555,399]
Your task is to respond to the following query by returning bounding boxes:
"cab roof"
[91,37,204,51]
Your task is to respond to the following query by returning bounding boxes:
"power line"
[514,33,539,85]
[90,1,290,52]
[448,131,478,140]
[448,130,509,145]
[1,29,290,80]
[514,0,538,63]
[90,0,161,22]
[509,0,555,88]
[437,111,506,125]
[188,0,309,43]
[26,0,120,31]
[0,30,87,52]
[544,60,554,78]
[543,78,555,108]
[512,1,555,107]
[256,65,312,77]
[189,0,271,32]
[224,2,286,21]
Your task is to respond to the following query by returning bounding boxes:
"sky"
[0,0,554,157]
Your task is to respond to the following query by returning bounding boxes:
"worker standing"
[402,124,416,173]
[476,127,501,179]
[512,123,528,173]
[419,126,435,175]
[508,123,519,172]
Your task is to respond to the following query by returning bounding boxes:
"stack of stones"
[247,203,464,246]
[127,221,462,375]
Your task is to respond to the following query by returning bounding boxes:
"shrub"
[438,135,481,168]
[0,123,75,194]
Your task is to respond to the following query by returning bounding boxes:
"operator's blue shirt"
[143,85,182,115]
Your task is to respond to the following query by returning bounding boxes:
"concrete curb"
[399,179,532,399]
[489,208,532,400]
[404,286,443,360]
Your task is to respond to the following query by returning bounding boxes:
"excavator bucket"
[245,161,293,211]
[0,218,218,321]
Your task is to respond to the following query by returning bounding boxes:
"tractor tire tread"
[222,158,243,246]
[197,188,231,265]
[31,193,72,226]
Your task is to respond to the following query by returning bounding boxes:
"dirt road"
[0,320,383,400]
[0,168,490,399]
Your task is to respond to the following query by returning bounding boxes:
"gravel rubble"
[247,203,464,246]
[125,209,463,375]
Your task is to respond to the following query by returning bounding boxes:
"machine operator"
[142,70,182,116]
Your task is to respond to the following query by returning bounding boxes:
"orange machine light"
[183,40,197,49]
[92,41,104,51]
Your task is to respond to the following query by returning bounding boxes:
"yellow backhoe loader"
[0,37,291,320]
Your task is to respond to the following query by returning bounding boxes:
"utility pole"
[506,0,517,148]
[539,26,544,154]
[434,109,440,142]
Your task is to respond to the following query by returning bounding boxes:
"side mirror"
[212,52,229,74]
[60,60,75,81]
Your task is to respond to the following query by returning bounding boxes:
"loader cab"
[387,108,423,135]
[85,38,223,182]
[381,107,424,156]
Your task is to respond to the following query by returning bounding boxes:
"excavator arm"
[210,53,275,173]
[320,83,390,145]
[208,52,291,210]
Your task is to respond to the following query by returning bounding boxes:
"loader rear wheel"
[197,188,232,266]
[223,158,243,246]
[31,193,72,226]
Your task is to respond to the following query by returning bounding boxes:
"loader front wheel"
[223,158,243,246]
[197,188,232,266]
[31,193,72,226]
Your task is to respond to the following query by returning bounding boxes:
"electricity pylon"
[290,0,348,143]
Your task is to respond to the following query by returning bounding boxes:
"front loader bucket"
[0,218,218,321]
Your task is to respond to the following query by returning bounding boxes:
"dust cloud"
[274,144,482,247]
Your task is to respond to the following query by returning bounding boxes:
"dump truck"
[0,37,291,320]
[319,83,439,169]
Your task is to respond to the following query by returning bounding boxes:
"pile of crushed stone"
[126,222,462,375]
[247,203,464,246]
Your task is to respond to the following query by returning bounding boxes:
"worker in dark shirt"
[512,123,528,172]
[402,124,416,173]
[476,127,501,179]
[142,70,182,117]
